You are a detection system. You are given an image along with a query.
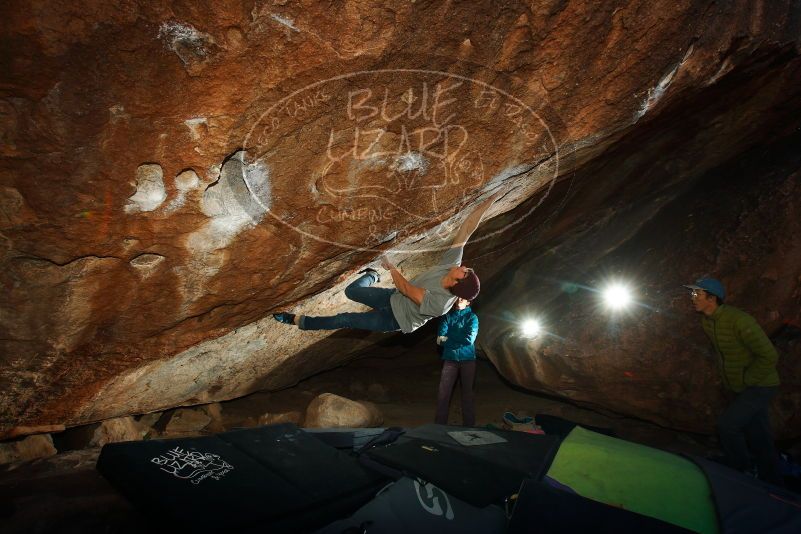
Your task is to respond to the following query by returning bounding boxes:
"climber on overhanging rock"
[273,191,502,333]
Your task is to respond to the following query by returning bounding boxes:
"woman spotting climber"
[272,192,501,333]
[435,297,479,426]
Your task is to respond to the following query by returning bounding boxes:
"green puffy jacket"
[700,304,780,392]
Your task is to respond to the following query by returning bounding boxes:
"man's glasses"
[691,290,705,299]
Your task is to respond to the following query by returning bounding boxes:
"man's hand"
[380,255,395,271]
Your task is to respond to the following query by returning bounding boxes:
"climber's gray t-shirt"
[390,246,463,333]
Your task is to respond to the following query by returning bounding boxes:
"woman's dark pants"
[435,360,477,426]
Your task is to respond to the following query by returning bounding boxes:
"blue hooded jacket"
[437,306,478,361]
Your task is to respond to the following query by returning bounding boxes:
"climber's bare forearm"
[382,256,424,306]
[452,192,502,247]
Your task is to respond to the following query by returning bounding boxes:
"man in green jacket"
[685,277,783,485]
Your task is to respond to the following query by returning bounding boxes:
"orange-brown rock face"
[1,1,800,437]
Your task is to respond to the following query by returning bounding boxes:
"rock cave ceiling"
[1,1,800,439]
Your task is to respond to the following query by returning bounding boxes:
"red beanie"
[451,270,480,300]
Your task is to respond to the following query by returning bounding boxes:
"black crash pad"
[403,424,561,479]
[219,424,384,507]
[317,477,507,534]
[364,425,560,508]
[97,435,305,531]
[509,479,694,533]
[690,456,801,534]
[97,424,385,532]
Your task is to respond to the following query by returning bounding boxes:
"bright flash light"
[603,283,633,311]
[521,319,542,338]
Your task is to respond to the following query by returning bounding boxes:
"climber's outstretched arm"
[450,191,502,249]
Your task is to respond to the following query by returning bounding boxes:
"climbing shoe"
[503,411,541,433]
[273,312,296,325]
[503,411,534,425]
[358,267,380,283]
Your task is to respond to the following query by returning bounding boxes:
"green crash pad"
[546,426,718,534]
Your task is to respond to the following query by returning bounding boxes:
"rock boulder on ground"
[304,393,383,428]
[0,434,57,465]
[136,412,162,431]
[163,409,211,435]
[88,416,144,447]
[200,403,225,433]
[257,411,304,427]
